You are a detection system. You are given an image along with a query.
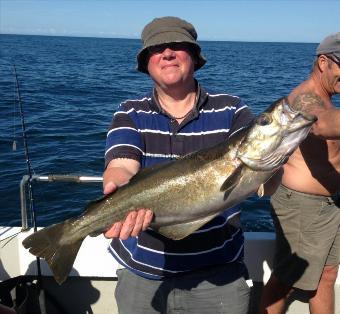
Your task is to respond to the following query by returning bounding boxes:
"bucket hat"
[137,16,206,73]
[316,32,340,59]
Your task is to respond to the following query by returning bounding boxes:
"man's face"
[320,54,340,95]
[146,43,196,88]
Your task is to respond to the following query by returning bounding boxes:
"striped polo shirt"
[105,83,254,279]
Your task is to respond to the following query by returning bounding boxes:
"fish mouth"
[283,102,317,132]
[239,106,316,171]
[243,125,311,171]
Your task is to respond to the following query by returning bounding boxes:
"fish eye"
[257,114,272,126]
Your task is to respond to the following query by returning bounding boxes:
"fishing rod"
[11,63,68,314]
[13,64,37,232]
[12,64,45,303]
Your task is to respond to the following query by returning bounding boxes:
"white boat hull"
[1,227,339,313]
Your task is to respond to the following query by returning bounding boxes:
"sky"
[0,0,339,43]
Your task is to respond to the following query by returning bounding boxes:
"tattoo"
[290,92,325,112]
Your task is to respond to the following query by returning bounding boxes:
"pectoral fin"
[220,166,244,201]
[155,213,219,240]
[220,166,243,192]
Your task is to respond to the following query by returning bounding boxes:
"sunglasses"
[147,42,193,55]
[324,54,340,67]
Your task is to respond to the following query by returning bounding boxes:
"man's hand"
[103,181,118,195]
[309,107,340,139]
[104,209,153,240]
[103,158,153,240]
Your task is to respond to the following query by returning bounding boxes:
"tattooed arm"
[289,92,340,139]
[289,92,325,112]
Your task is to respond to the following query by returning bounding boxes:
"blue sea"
[0,34,335,231]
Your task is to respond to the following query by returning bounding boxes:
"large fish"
[23,96,316,284]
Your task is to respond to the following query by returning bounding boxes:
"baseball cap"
[316,32,340,59]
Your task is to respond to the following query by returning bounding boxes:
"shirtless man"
[260,33,340,313]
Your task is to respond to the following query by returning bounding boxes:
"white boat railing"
[20,174,103,230]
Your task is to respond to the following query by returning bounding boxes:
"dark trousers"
[115,262,251,314]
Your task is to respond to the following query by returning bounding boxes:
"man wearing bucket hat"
[260,32,340,314]
[103,16,254,313]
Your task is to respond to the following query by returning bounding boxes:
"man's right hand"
[104,209,154,240]
[102,158,153,240]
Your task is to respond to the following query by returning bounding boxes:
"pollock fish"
[22,96,316,284]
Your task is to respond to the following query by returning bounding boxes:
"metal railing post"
[20,174,103,230]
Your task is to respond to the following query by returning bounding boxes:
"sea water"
[1,34,337,230]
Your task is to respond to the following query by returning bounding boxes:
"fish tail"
[22,221,84,285]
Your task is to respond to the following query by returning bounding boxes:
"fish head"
[237,97,317,171]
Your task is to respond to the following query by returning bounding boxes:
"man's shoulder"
[288,79,325,105]
[204,88,241,102]
[201,88,243,109]
[118,94,153,112]
[288,89,327,113]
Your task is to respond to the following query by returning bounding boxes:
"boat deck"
[1,228,339,313]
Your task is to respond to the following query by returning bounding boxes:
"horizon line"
[0,32,317,45]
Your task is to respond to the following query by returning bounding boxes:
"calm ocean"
[1,34,337,231]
